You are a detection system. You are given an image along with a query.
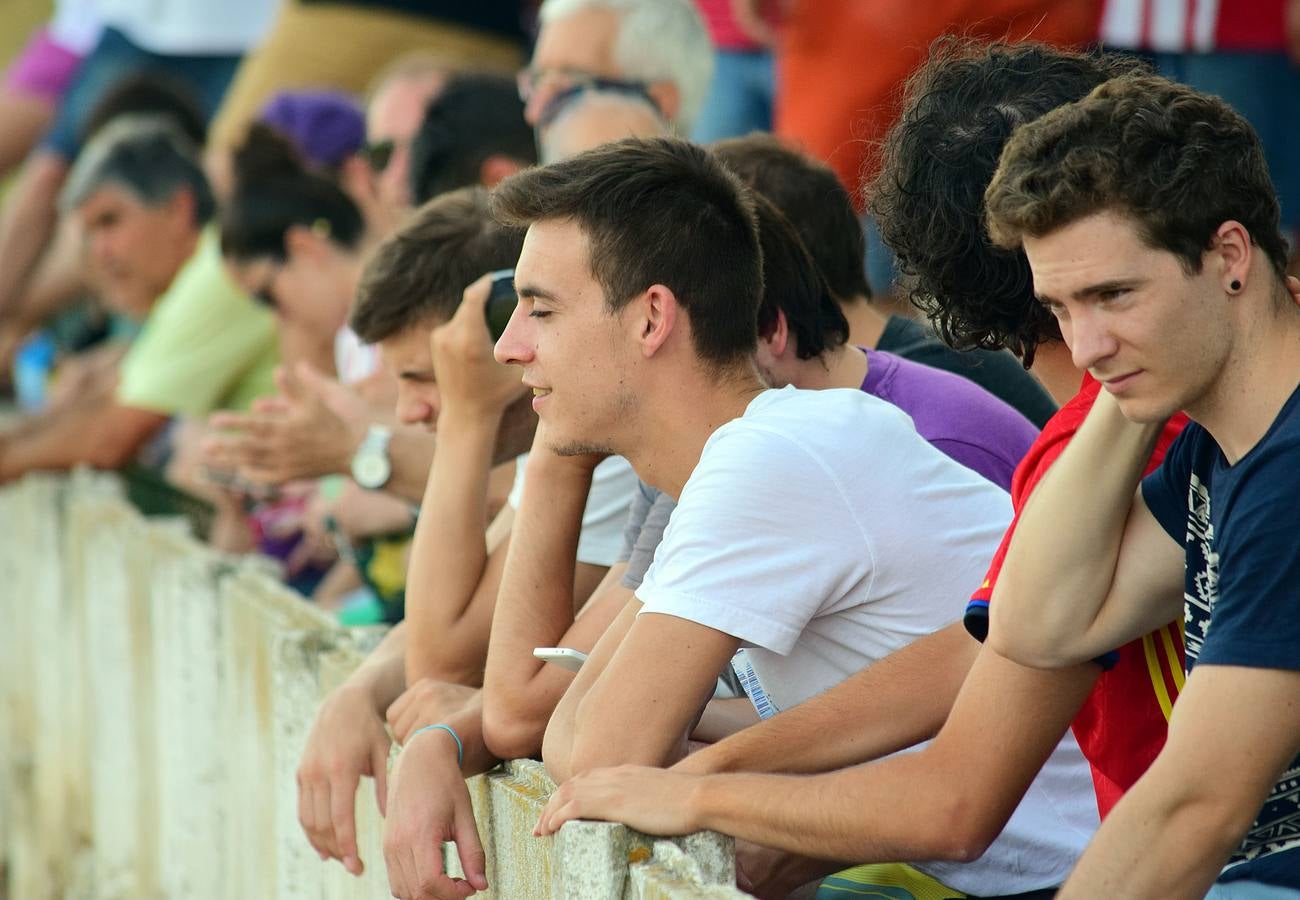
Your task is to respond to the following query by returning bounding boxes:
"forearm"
[689,759,980,864]
[990,391,1161,664]
[348,622,408,712]
[1058,782,1242,899]
[403,409,499,683]
[0,152,64,315]
[0,402,161,478]
[678,623,979,776]
[483,451,590,714]
[381,429,436,504]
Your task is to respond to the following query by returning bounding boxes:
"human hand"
[534,765,701,836]
[205,362,369,485]
[296,683,392,876]
[383,728,488,898]
[430,274,526,423]
[387,679,481,746]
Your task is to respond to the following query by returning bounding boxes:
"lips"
[1100,370,1142,393]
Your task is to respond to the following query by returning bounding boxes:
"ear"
[636,284,679,359]
[758,309,790,359]
[645,81,681,125]
[166,187,196,228]
[284,224,326,261]
[479,154,526,188]
[1211,220,1252,292]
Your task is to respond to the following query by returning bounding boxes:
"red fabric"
[774,0,1101,206]
[971,373,1188,818]
[694,0,764,51]
[1214,0,1286,50]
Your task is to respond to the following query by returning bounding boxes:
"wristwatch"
[350,424,393,490]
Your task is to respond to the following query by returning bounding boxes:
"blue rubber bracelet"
[411,723,464,766]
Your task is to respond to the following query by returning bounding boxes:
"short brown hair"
[349,187,524,344]
[712,133,871,303]
[489,136,762,369]
[986,73,1289,279]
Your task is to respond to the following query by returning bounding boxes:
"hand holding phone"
[485,269,517,342]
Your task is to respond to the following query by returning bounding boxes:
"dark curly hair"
[986,73,1289,282]
[867,37,1145,364]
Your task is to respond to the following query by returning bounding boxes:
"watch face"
[352,452,391,489]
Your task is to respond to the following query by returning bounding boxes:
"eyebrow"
[515,283,561,304]
[1036,278,1144,306]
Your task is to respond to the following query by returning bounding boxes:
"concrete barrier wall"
[0,472,749,899]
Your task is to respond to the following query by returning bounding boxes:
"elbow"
[919,785,1009,864]
[481,700,546,762]
[986,617,1080,670]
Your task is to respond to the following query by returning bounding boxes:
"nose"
[493,303,533,367]
[395,385,438,429]
[1066,307,1120,374]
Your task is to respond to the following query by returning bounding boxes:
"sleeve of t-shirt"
[635,425,868,655]
[1188,445,1300,671]
[1139,427,1195,543]
[620,489,675,590]
[117,247,276,417]
[574,455,638,567]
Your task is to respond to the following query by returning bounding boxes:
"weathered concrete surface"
[0,472,752,899]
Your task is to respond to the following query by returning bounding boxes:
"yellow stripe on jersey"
[1143,632,1175,721]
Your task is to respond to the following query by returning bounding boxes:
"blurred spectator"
[204,0,528,195]
[0,72,209,389]
[408,72,537,205]
[689,0,773,142]
[0,0,102,176]
[714,133,1059,427]
[768,0,1099,300]
[521,0,713,139]
[0,0,275,378]
[540,88,667,164]
[0,115,276,482]
[1099,0,1300,262]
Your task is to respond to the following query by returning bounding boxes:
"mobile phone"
[485,269,517,342]
[532,646,588,672]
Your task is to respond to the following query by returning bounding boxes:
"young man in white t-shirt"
[488,137,1094,895]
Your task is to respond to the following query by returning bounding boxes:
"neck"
[1028,340,1084,406]
[1190,289,1300,463]
[626,363,767,499]
[277,320,337,377]
[841,295,888,350]
[787,343,867,391]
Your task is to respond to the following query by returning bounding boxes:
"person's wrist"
[408,722,464,767]
[682,773,712,833]
[438,401,507,435]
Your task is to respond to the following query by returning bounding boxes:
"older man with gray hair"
[0,114,277,482]
[519,0,712,139]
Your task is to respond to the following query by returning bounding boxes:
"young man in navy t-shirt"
[984,74,1300,896]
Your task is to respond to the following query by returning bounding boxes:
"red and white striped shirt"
[1100,0,1285,51]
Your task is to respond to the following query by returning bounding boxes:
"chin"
[1113,394,1179,425]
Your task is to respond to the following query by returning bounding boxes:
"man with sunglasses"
[519,0,713,141]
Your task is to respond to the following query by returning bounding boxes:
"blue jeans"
[690,48,773,143]
[41,27,241,160]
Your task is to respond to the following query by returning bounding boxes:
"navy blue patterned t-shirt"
[1141,385,1300,888]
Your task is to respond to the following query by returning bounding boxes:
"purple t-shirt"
[860,347,1037,491]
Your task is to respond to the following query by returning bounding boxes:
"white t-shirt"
[636,386,1097,894]
[334,326,379,386]
[97,0,276,54]
[50,0,103,54]
[509,453,637,567]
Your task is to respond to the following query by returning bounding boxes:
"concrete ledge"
[0,472,752,898]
